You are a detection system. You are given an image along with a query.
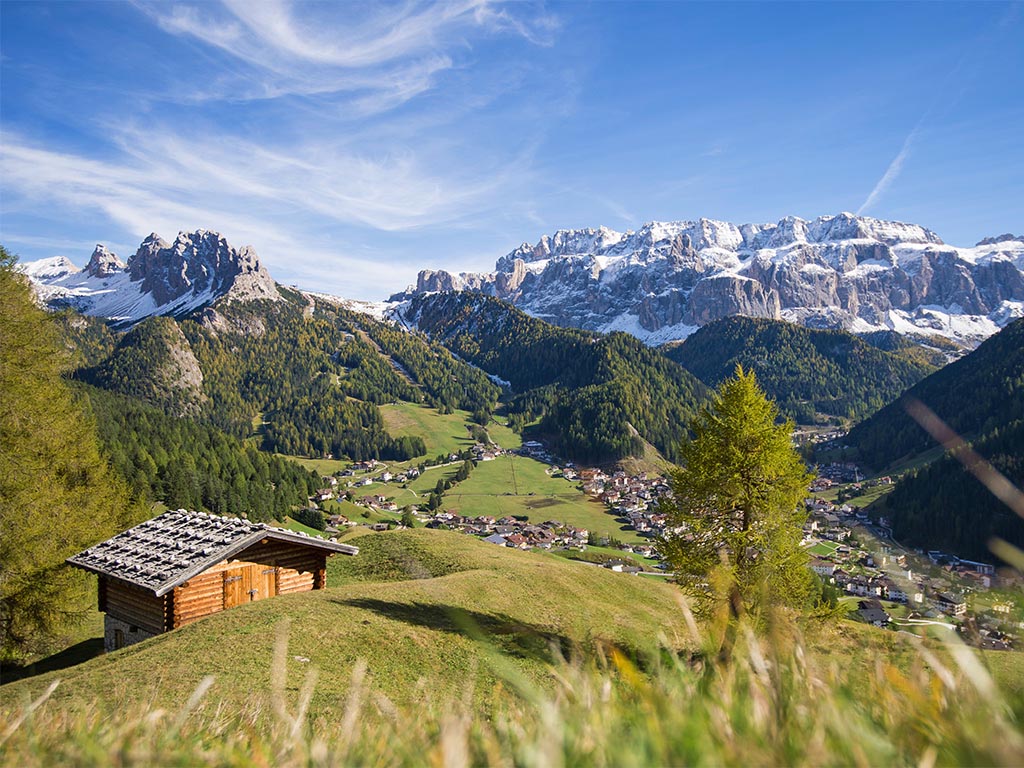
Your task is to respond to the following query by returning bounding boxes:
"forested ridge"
[406,292,709,463]
[81,384,321,521]
[841,318,1024,558]
[878,418,1024,559]
[848,317,1024,470]
[664,316,937,424]
[70,294,500,462]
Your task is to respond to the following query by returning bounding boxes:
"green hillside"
[406,292,710,463]
[85,315,208,418]
[847,319,1024,558]
[878,419,1024,558]
[0,529,691,714]
[663,316,937,424]
[3,529,1021,766]
[848,317,1024,470]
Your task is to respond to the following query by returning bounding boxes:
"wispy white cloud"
[2,1,563,297]
[0,128,534,296]
[136,0,557,110]
[857,127,919,216]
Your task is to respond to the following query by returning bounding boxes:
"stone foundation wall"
[104,614,158,652]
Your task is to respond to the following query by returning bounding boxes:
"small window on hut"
[114,629,125,649]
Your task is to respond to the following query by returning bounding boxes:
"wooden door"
[257,566,278,600]
[223,567,252,608]
[223,564,277,608]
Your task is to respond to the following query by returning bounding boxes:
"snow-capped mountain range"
[19,214,1024,348]
[22,230,279,326]
[401,213,1024,346]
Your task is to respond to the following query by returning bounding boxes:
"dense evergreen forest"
[81,384,321,521]
[878,419,1024,559]
[71,294,499,463]
[663,316,938,424]
[355,314,499,414]
[848,318,1024,471]
[406,292,709,463]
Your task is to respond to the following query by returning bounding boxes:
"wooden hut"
[67,509,358,651]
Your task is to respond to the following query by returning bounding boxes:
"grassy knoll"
[4,532,1022,766]
[0,530,686,718]
[443,455,643,543]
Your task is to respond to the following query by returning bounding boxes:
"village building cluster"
[805,493,1018,650]
[300,435,1020,646]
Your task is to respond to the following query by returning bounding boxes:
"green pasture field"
[441,455,643,544]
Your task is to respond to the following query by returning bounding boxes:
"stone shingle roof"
[67,509,357,596]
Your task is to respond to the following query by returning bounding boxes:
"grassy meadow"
[441,455,643,543]
[2,528,1022,766]
[286,400,635,544]
[1,530,691,716]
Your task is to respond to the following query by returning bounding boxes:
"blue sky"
[2,1,1021,300]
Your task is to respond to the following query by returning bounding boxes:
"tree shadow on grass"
[334,597,574,663]
[0,637,104,686]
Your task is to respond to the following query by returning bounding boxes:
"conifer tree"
[659,366,814,614]
[0,247,142,660]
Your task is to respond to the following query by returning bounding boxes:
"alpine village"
[2,3,1024,766]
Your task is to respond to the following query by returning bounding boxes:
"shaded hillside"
[405,293,709,463]
[848,318,1024,471]
[878,419,1024,560]
[663,317,937,423]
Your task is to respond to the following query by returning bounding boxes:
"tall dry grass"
[2,602,1021,767]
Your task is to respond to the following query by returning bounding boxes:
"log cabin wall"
[170,540,329,629]
[103,578,171,635]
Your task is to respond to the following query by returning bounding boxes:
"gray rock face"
[129,230,278,307]
[24,230,280,326]
[401,213,1024,345]
[84,245,126,278]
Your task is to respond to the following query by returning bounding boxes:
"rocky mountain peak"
[23,230,280,325]
[127,229,279,307]
[85,245,126,278]
[976,233,1023,247]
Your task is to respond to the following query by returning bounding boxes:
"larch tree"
[0,246,142,660]
[659,366,815,615]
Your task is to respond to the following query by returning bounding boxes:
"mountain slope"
[80,384,320,521]
[848,318,1024,470]
[57,281,499,465]
[878,419,1024,559]
[664,316,938,423]
[401,214,1024,346]
[401,292,709,463]
[86,316,207,417]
